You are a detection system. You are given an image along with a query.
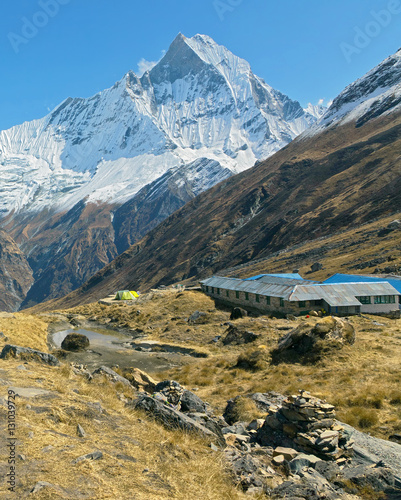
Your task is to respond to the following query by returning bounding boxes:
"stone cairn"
[263,390,354,463]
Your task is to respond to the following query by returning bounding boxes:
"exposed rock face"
[271,316,355,364]
[0,345,59,366]
[61,333,90,352]
[220,390,401,497]
[0,229,33,311]
[132,394,218,442]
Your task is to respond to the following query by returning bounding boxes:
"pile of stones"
[260,390,354,462]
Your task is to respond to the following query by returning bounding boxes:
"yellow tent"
[115,290,135,300]
[130,291,139,298]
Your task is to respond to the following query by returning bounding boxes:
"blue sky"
[0,0,399,130]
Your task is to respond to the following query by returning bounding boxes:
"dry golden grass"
[0,354,246,500]
[0,312,49,352]
[52,291,401,439]
[4,289,401,497]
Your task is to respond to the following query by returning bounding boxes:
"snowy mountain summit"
[307,48,401,136]
[0,33,324,215]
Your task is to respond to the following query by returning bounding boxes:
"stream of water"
[51,328,193,373]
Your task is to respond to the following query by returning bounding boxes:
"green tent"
[115,290,135,300]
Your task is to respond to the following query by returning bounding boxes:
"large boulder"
[132,394,220,444]
[61,333,89,352]
[271,316,355,364]
[222,325,259,346]
[230,307,248,320]
[0,345,60,366]
[180,390,208,413]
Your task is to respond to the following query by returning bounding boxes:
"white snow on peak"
[0,33,323,216]
[304,48,401,137]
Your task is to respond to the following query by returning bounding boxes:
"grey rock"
[310,262,323,273]
[388,219,401,230]
[222,422,249,436]
[222,325,259,346]
[77,424,86,437]
[180,390,208,413]
[0,345,60,366]
[188,311,207,324]
[72,451,103,464]
[92,366,132,387]
[187,412,226,447]
[116,453,137,462]
[30,481,60,494]
[132,394,219,443]
[250,392,287,412]
[341,463,395,492]
[289,453,322,473]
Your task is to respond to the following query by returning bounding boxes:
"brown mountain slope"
[0,229,33,311]
[34,110,401,311]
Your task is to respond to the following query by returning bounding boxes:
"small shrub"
[236,347,269,371]
[389,391,401,405]
[224,396,263,424]
[357,408,379,429]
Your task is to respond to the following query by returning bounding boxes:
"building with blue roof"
[200,273,400,317]
[324,273,401,295]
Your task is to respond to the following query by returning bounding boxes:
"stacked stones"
[263,390,354,462]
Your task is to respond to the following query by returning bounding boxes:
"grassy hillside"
[31,110,401,311]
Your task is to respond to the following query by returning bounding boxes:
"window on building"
[226,290,230,297]
[256,294,260,303]
[211,287,214,294]
[280,298,284,307]
[216,288,220,295]
[298,301,306,308]
[236,291,240,299]
[374,295,396,304]
[245,292,249,300]
[358,296,371,304]
[266,296,270,305]
[205,286,209,293]
[374,295,395,304]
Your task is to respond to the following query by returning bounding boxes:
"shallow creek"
[50,327,197,373]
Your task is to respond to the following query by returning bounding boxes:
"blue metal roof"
[324,273,401,294]
[245,273,306,281]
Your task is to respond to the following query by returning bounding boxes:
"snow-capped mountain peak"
[307,47,401,135]
[0,33,324,216]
